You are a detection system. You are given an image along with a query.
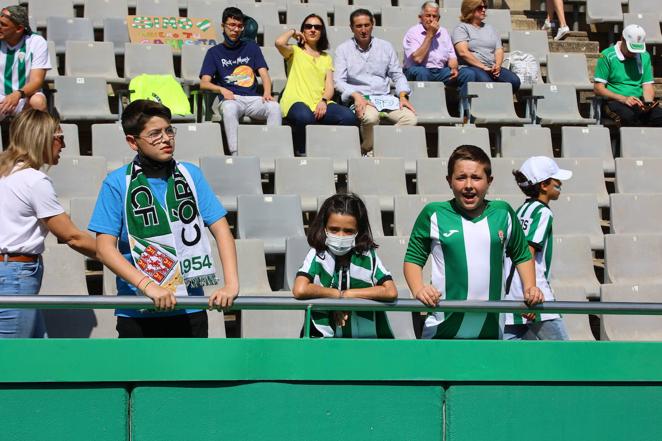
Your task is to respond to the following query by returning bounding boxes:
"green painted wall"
[131,382,443,441]
[0,386,129,441]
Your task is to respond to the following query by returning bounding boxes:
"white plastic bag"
[508,50,540,86]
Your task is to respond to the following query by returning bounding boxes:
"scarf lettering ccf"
[124,157,217,296]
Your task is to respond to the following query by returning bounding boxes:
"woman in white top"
[0,109,96,338]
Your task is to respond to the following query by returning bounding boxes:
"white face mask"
[325,231,357,256]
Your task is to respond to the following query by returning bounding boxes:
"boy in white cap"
[594,24,662,127]
[503,156,572,340]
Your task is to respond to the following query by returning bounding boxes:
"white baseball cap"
[623,24,646,53]
[519,156,572,185]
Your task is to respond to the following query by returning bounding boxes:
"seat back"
[45,156,107,207]
[85,0,129,28]
[65,41,120,81]
[59,124,81,156]
[200,155,262,211]
[181,44,212,84]
[550,235,600,299]
[237,195,305,253]
[347,158,407,210]
[136,0,180,16]
[408,81,459,124]
[103,18,130,54]
[394,195,447,237]
[416,158,452,196]
[373,126,427,161]
[484,8,511,40]
[601,283,662,341]
[124,43,175,79]
[307,125,361,173]
[610,193,662,234]
[467,82,521,123]
[509,30,549,64]
[91,123,130,169]
[561,126,614,173]
[555,158,610,207]
[47,17,94,53]
[553,194,603,250]
[500,126,553,158]
[381,6,419,26]
[489,158,523,195]
[620,127,662,158]
[172,122,224,163]
[437,126,490,159]
[274,158,336,211]
[284,236,311,291]
[546,53,592,89]
[28,0,74,28]
[604,234,662,284]
[238,125,294,172]
[615,158,662,193]
[586,0,623,24]
[532,84,584,121]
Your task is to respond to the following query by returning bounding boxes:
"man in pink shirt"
[403,1,474,97]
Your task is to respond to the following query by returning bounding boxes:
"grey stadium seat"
[103,18,130,55]
[550,235,600,300]
[326,25,353,51]
[615,158,662,194]
[628,0,662,18]
[508,30,549,64]
[500,126,554,158]
[484,8,512,40]
[136,0,180,16]
[275,158,336,212]
[260,47,287,95]
[439,8,461,33]
[28,0,74,28]
[187,0,227,22]
[586,0,623,24]
[172,122,225,164]
[84,0,128,28]
[532,84,595,125]
[466,82,528,125]
[600,283,662,341]
[59,124,81,156]
[550,286,596,340]
[41,244,88,295]
[65,41,125,83]
[238,125,294,173]
[555,158,610,207]
[489,158,524,195]
[286,3,328,26]
[310,0,346,15]
[488,193,523,208]
[610,193,662,234]
[181,44,211,85]
[47,17,94,54]
[546,53,593,91]
[408,81,462,125]
[263,24,290,49]
[373,126,428,173]
[316,194,385,237]
[624,13,662,44]
[561,126,615,173]
[200,155,262,212]
[437,125,490,159]
[54,77,118,121]
[235,2,279,32]
[284,236,311,292]
[620,127,662,158]
[373,26,409,50]
[124,43,176,79]
[45,41,59,82]
[69,197,97,234]
[604,233,662,284]
[394,195,448,237]
[416,158,452,196]
[236,195,305,254]
[441,0,462,7]
[380,6,419,27]
[45,156,107,210]
[553,193,604,250]
[91,123,131,170]
[347,158,408,210]
[307,125,361,174]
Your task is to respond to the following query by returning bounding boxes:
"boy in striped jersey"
[503,156,572,340]
[0,6,50,119]
[404,145,543,339]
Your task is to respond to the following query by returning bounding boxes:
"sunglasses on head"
[303,23,323,30]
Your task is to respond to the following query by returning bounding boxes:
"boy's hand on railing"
[144,284,177,311]
[415,285,441,307]
[524,286,544,307]
[208,287,239,311]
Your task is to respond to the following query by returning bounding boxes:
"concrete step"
[549,39,599,54]
[511,17,538,31]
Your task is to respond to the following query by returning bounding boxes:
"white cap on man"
[622,24,646,53]
[519,156,572,185]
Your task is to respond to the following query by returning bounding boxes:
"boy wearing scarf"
[90,100,239,338]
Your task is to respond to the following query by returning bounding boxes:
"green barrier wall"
[1,339,662,441]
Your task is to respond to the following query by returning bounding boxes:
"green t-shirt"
[404,199,531,339]
[594,43,653,98]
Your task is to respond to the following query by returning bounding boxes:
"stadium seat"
[484,8,511,40]
[47,17,94,54]
[54,77,118,121]
[41,244,88,295]
[260,46,288,95]
[263,24,291,48]
[628,0,662,16]
[466,82,528,125]
[306,125,361,174]
[441,0,462,7]
[235,2,279,33]
[620,127,662,158]
[326,24,353,51]
[347,158,408,210]
[65,41,125,83]
[586,0,623,24]
[437,125,490,159]
[394,195,448,237]
[553,193,604,250]
[373,26,409,49]
[555,158,610,207]
[187,0,225,21]
[307,0,342,15]
[103,265,117,296]
[500,126,554,158]
[91,123,131,170]
[236,195,305,254]
[532,84,595,125]
[604,233,662,284]
[45,41,59,82]
[69,197,97,234]
[238,125,294,173]
[561,126,615,173]
[439,7,461,33]
[545,53,593,91]
[28,0,74,28]
[103,18,130,55]
[615,158,662,194]
[283,236,311,291]
[380,6,419,27]
[45,156,107,210]
[550,235,601,300]
[416,158,452,196]
[172,122,224,163]
[136,0,180,16]
[84,0,128,29]
[286,3,328,26]
[550,286,596,340]
[180,44,211,86]
[356,0,391,11]
[489,193,523,208]
[397,0,425,6]
[200,155,262,212]
[600,283,662,341]
[59,124,81,156]
[610,193,662,234]
[373,126,428,173]
[407,81,463,125]
[328,194,385,237]
[489,158,524,195]
[623,13,662,44]
[274,157,336,211]
[508,30,549,65]
[124,43,176,79]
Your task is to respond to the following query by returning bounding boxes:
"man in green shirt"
[594,24,662,127]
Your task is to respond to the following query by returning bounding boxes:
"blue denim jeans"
[463,65,521,92]
[285,102,359,154]
[403,65,476,98]
[0,257,47,338]
[503,318,569,341]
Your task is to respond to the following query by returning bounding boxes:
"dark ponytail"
[512,169,546,199]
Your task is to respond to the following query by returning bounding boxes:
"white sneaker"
[554,26,570,41]
[542,19,552,31]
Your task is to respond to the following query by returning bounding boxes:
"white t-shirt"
[0,165,64,255]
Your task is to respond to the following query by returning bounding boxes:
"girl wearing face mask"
[292,193,397,338]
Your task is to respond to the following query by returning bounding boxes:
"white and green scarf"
[125,158,217,296]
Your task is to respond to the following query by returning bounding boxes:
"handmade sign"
[128,15,218,52]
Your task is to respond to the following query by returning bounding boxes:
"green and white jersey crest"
[405,200,531,339]
[297,247,394,339]
[504,199,559,324]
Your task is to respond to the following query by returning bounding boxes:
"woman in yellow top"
[276,14,358,155]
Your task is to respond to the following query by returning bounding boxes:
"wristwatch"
[17,89,25,99]
[321,98,328,103]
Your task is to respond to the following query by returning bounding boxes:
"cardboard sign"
[128,15,218,53]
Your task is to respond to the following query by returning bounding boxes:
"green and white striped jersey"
[0,34,50,98]
[504,199,559,324]
[405,200,531,339]
[297,247,394,339]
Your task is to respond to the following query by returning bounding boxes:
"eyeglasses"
[303,23,323,31]
[136,126,177,144]
[224,22,244,30]
[475,4,487,11]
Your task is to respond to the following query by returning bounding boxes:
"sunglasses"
[303,23,323,30]
[475,4,487,11]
